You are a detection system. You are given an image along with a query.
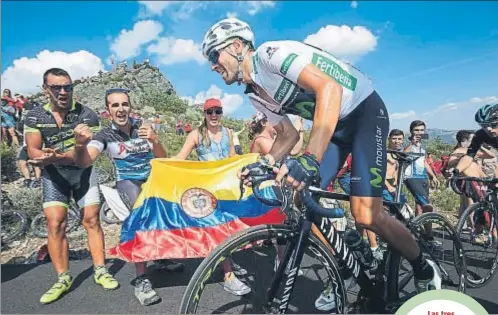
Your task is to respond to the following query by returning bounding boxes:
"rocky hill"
[30,61,176,112]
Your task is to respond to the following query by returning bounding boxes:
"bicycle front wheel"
[31,209,80,238]
[387,212,466,306]
[456,202,498,288]
[179,224,347,314]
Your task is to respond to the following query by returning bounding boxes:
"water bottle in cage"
[344,228,377,270]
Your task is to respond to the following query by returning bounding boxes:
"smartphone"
[420,133,429,140]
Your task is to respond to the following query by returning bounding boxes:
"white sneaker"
[314,282,336,311]
[223,275,251,296]
[315,277,353,311]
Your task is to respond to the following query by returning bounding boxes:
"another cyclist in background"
[174,98,250,297]
[454,104,498,244]
[443,130,485,236]
[201,18,442,307]
[25,68,118,304]
[73,88,184,306]
[403,120,440,248]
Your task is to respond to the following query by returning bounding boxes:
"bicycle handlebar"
[248,173,345,219]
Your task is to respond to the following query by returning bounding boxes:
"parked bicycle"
[451,175,498,288]
[179,150,466,314]
[1,189,28,247]
[30,201,82,238]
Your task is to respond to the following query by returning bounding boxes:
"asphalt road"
[1,252,498,314]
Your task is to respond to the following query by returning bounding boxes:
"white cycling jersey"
[246,40,374,125]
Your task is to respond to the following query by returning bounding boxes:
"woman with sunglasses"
[174,98,251,296]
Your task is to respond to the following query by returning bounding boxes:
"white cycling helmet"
[202,18,255,84]
[202,18,255,58]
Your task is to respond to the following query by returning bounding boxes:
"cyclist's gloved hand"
[278,152,320,191]
[239,156,274,186]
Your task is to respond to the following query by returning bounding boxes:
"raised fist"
[73,123,93,147]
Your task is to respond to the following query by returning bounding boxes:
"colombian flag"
[109,154,285,262]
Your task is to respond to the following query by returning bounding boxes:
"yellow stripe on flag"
[133,153,263,209]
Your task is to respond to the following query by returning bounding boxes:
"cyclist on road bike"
[73,88,184,306]
[454,104,498,244]
[455,104,498,179]
[200,17,442,309]
[24,68,119,304]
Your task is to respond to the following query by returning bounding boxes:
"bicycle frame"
[264,187,385,314]
[263,151,430,313]
[457,176,498,246]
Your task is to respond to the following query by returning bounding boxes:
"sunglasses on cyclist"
[45,84,73,93]
[480,122,498,129]
[205,108,223,115]
[208,49,221,65]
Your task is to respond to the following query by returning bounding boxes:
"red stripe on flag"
[108,208,284,262]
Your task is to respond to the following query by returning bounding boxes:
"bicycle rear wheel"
[456,202,498,288]
[179,224,347,314]
[31,207,80,238]
[1,210,28,244]
[386,212,466,308]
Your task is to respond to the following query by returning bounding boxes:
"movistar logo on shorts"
[370,168,382,188]
[375,125,383,168]
[312,53,357,91]
[274,78,293,103]
[280,53,298,75]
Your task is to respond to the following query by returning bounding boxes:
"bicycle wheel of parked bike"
[386,212,466,308]
[1,210,28,245]
[179,224,347,314]
[99,201,122,225]
[31,206,81,238]
[456,202,498,288]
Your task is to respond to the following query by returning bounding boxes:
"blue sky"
[2,1,498,130]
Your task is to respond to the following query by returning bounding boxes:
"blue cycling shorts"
[319,91,389,198]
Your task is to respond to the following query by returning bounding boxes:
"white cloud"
[351,1,358,9]
[138,1,174,16]
[175,2,208,20]
[391,110,416,120]
[182,84,244,115]
[247,1,275,15]
[1,50,104,94]
[424,95,498,116]
[109,20,163,61]
[390,95,498,130]
[147,37,205,65]
[304,25,377,61]
[226,11,238,18]
[138,1,208,20]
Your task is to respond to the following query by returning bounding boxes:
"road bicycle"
[451,175,498,288]
[179,150,466,314]
[1,189,28,247]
